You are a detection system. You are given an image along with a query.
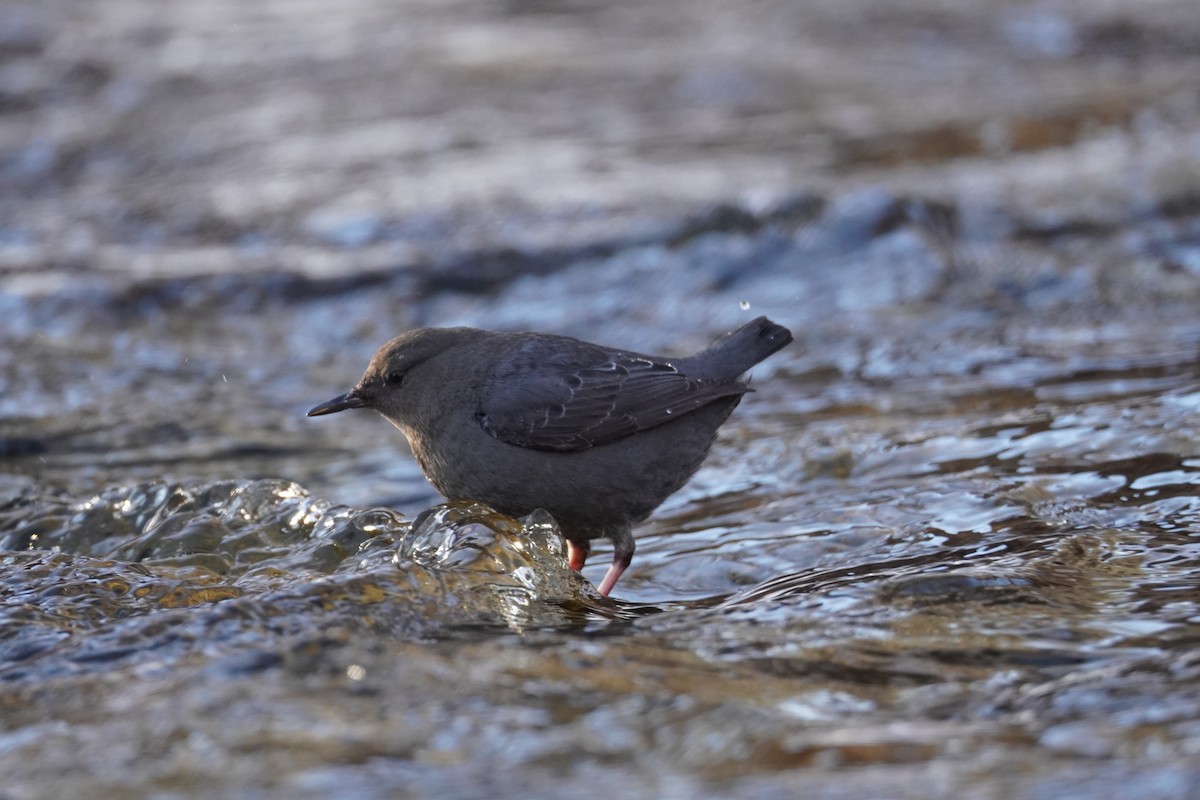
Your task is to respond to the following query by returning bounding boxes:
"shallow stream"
[3,1,1200,797]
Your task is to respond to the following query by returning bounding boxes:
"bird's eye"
[385,370,405,386]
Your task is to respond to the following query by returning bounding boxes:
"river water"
[3,1,1200,798]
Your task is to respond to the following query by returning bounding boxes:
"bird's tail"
[682,316,793,381]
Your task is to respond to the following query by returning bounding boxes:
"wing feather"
[477,345,748,452]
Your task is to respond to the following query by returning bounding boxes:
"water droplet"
[665,408,673,415]
[739,300,751,310]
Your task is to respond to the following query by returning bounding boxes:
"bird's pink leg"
[567,539,589,572]
[596,550,633,597]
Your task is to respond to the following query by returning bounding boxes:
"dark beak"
[307,391,367,417]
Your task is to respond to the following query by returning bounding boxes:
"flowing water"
[3,1,1200,798]
[4,190,1199,798]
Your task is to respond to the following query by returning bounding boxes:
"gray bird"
[308,316,792,596]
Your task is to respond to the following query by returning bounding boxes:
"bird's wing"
[477,342,749,452]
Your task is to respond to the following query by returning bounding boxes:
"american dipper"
[308,316,792,596]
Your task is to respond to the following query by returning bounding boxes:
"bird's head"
[306,327,485,422]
